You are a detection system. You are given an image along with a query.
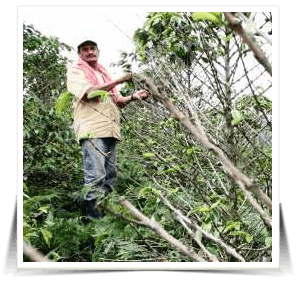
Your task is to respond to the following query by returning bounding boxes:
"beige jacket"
[67,66,121,141]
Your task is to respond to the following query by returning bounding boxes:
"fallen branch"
[158,194,219,262]
[158,193,246,262]
[102,204,160,255]
[23,241,52,262]
[119,197,206,262]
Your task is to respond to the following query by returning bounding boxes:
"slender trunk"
[224,28,235,163]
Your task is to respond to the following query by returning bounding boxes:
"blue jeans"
[80,138,117,201]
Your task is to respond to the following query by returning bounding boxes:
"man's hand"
[116,72,133,84]
[132,90,151,100]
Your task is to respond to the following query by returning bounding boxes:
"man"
[67,39,150,219]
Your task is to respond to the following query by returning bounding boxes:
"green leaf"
[48,252,60,262]
[228,231,253,243]
[55,91,74,115]
[77,132,96,140]
[210,200,221,210]
[23,182,28,192]
[265,237,272,247]
[94,232,108,246]
[192,12,223,24]
[220,33,234,42]
[38,206,49,213]
[186,146,197,156]
[143,152,155,158]
[188,205,211,216]
[231,109,243,125]
[41,228,52,247]
[81,185,91,198]
[159,166,181,174]
[225,221,241,232]
[167,187,179,196]
[202,222,212,232]
[245,234,254,243]
[199,206,211,213]
[89,90,110,102]
[206,243,219,256]
[138,186,160,198]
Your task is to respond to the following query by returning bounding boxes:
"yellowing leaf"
[143,152,155,158]
[192,12,223,24]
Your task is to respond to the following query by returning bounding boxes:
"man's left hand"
[133,90,151,100]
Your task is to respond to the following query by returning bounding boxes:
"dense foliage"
[23,12,272,263]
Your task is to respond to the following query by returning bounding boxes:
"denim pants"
[80,137,117,201]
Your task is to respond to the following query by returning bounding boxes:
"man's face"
[78,43,99,63]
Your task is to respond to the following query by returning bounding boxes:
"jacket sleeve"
[67,67,92,100]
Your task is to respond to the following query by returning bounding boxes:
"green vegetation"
[55,91,74,118]
[23,12,272,263]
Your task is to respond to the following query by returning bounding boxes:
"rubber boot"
[85,199,104,219]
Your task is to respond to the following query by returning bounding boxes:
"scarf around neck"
[76,59,117,94]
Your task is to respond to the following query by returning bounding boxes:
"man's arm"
[115,90,151,108]
[86,73,133,99]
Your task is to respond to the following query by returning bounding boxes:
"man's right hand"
[117,72,133,84]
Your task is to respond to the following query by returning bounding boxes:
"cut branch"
[135,74,272,229]
[119,197,206,262]
[23,241,52,262]
[159,193,246,262]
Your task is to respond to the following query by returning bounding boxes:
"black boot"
[84,199,105,219]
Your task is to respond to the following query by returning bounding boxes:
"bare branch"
[119,197,206,262]
[237,12,272,45]
[23,241,52,262]
[223,12,272,76]
[158,193,246,262]
[135,74,272,228]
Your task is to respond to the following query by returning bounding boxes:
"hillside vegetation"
[23,12,272,263]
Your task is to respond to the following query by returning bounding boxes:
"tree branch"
[135,74,272,229]
[23,241,52,262]
[119,197,206,262]
[223,12,272,76]
[158,193,246,262]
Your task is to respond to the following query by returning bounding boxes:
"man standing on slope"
[67,39,150,219]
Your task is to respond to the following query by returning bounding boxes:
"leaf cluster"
[23,23,72,103]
